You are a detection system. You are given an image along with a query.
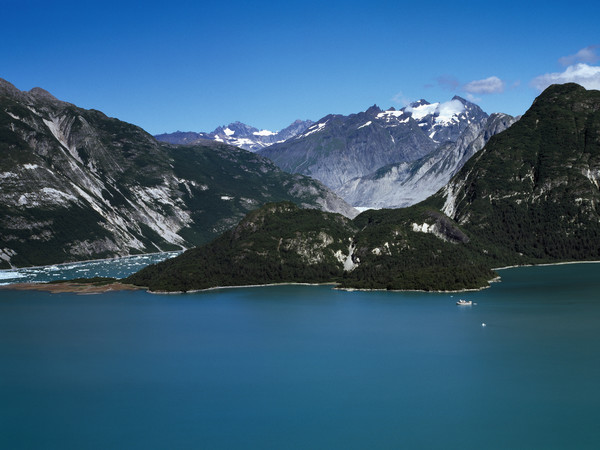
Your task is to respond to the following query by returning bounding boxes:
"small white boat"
[456,299,473,306]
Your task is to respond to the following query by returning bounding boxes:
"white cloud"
[531,63,600,91]
[463,76,505,94]
[558,46,599,66]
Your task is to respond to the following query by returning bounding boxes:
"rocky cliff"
[0,79,356,268]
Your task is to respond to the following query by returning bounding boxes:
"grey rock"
[0,80,356,268]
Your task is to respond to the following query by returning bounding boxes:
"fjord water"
[1,263,599,449]
[0,251,180,285]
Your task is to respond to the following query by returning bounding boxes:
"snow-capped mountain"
[402,96,488,143]
[258,96,491,194]
[338,113,518,208]
[155,119,314,152]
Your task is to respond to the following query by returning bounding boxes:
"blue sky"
[2,0,600,134]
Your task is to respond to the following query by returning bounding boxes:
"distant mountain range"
[258,97,516,207]
[0,78,355,269]
[128,83,600,292]
[155,119,314,152]
[155,97,516,209]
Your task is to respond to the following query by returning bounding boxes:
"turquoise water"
[1,263,599,449]
[0,251,180,285]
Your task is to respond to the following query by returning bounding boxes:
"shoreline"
[149,282,339,295]
[3,259,600,295]
[493,260,600,271]
[0,281,143,295]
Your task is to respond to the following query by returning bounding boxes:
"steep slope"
[0,79,356,268]
[259,97,488,191]
[155,119,314,152]
[432,83,600,261]
[339,113,517,208]
[127,84,600,292]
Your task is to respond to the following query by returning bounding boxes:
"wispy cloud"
[531,63,600,91]
[436,75,460,91]
[558,46,599,66]
[465,93,482,103]
[463,76,505,94]
[391,91,411,106]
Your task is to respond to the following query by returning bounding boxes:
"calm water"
[1,262,599,449]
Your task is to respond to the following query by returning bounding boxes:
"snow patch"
[224,128,235,136]
[435,100,465,125]
[405,100,465,125]
[301,121,327,137]
[358,121,372,130]
[377,110,405,118]
[376,110,410,124]
[220,195,234,200]
[23,164,39,170]
[406,102,439,120]
[231,138,256,147]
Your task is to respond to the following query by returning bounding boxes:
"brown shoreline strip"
[0,282,144,295]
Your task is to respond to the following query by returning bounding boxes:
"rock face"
[155,119,314,152]
[338,113,518,208]
[258,97,514,206]
[0,78,356,268]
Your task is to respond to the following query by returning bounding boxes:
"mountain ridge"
[127,83,600,292]
[0,78,356,268]
[257,96,512,206]
[155,118,314,152]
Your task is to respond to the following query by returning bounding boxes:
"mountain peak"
[410,99,430,108]
[451,95,470,104]
[532,83,593,106]
[0,78,21,98]
[28,87,59,101]
[365,104,382,115]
